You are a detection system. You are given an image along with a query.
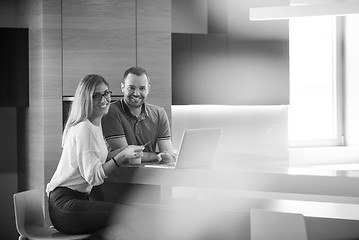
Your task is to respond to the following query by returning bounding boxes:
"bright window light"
[289,16,341,146]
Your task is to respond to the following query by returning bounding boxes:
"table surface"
[144,196,359,221]
[107,162,359,199]
[102,162,359,222]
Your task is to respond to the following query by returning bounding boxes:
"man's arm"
[107,137,128,151]
[141,152,159,162]
[106,137,128,161]
[158,139,174,153]
[141,139,177,163]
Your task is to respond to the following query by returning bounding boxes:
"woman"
[46,74,143,237]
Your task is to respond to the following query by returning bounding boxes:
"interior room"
[2,0,359,239]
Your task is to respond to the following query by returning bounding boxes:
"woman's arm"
[102,145,144,176]
[106,145,127,161]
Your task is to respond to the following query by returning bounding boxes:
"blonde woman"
[46,74,143,237]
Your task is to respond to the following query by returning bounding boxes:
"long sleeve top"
[46,119,108,196]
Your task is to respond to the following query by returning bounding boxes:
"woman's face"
[91,82,111,120]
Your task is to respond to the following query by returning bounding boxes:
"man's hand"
[157,150,178,163]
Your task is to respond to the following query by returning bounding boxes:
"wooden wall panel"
[16,0,62,194]
[62,0,136,96]
[43,0,63,186]
[15,0,172,196]
[16,0,45,192]
[137,0,172,119]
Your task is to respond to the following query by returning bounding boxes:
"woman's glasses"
[93,90,112,101]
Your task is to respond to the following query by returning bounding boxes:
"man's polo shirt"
[102,99,171,153]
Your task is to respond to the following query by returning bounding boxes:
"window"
[289,16,343,147]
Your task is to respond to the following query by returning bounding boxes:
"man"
[102,66,176,163]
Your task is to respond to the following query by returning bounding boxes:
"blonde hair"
[62,74,108,146]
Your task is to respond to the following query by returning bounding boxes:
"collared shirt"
[102,99,171,152]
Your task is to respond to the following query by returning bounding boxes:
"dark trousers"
[48,186,119,235]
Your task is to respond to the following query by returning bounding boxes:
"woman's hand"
[118,145,144,160]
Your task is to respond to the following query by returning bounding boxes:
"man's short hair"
[123,66,149,83]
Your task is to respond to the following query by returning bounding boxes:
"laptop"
[126,128,222,169]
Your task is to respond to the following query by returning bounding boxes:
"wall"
[61,0,136,96]
[345,15,359,146]
[172,0,207,34]
[16,0,63,199]
[0,1,23,238]
[172,0,289,105]
[137,0,172,117]
[1,1,171,237]
[0,0,16,27]
[0,109,18,239]
[172,105,289,169]
[13,0,171,192]
[171,2,359,239]
[61,0,172,117]
[227,0,289,105]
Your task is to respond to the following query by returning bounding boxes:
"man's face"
[121,73,150,109]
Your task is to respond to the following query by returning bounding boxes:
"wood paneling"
[15,0,172,196]
[17,0,45,193]
[137,0,172,118]
[16,0,62,194]
[43,0,63,186]
[62,0,136,96]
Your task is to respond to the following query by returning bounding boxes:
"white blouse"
[46,119,108,196]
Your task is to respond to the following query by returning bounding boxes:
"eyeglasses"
[93,90,112,101]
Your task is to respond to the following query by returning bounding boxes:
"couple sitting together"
[46,66,177,239]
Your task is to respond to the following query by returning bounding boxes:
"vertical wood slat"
[16,0,45,192]
[43,0,63,188]
[16,0,62,195]
[137,0,172,120]
[62,0,136,96]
